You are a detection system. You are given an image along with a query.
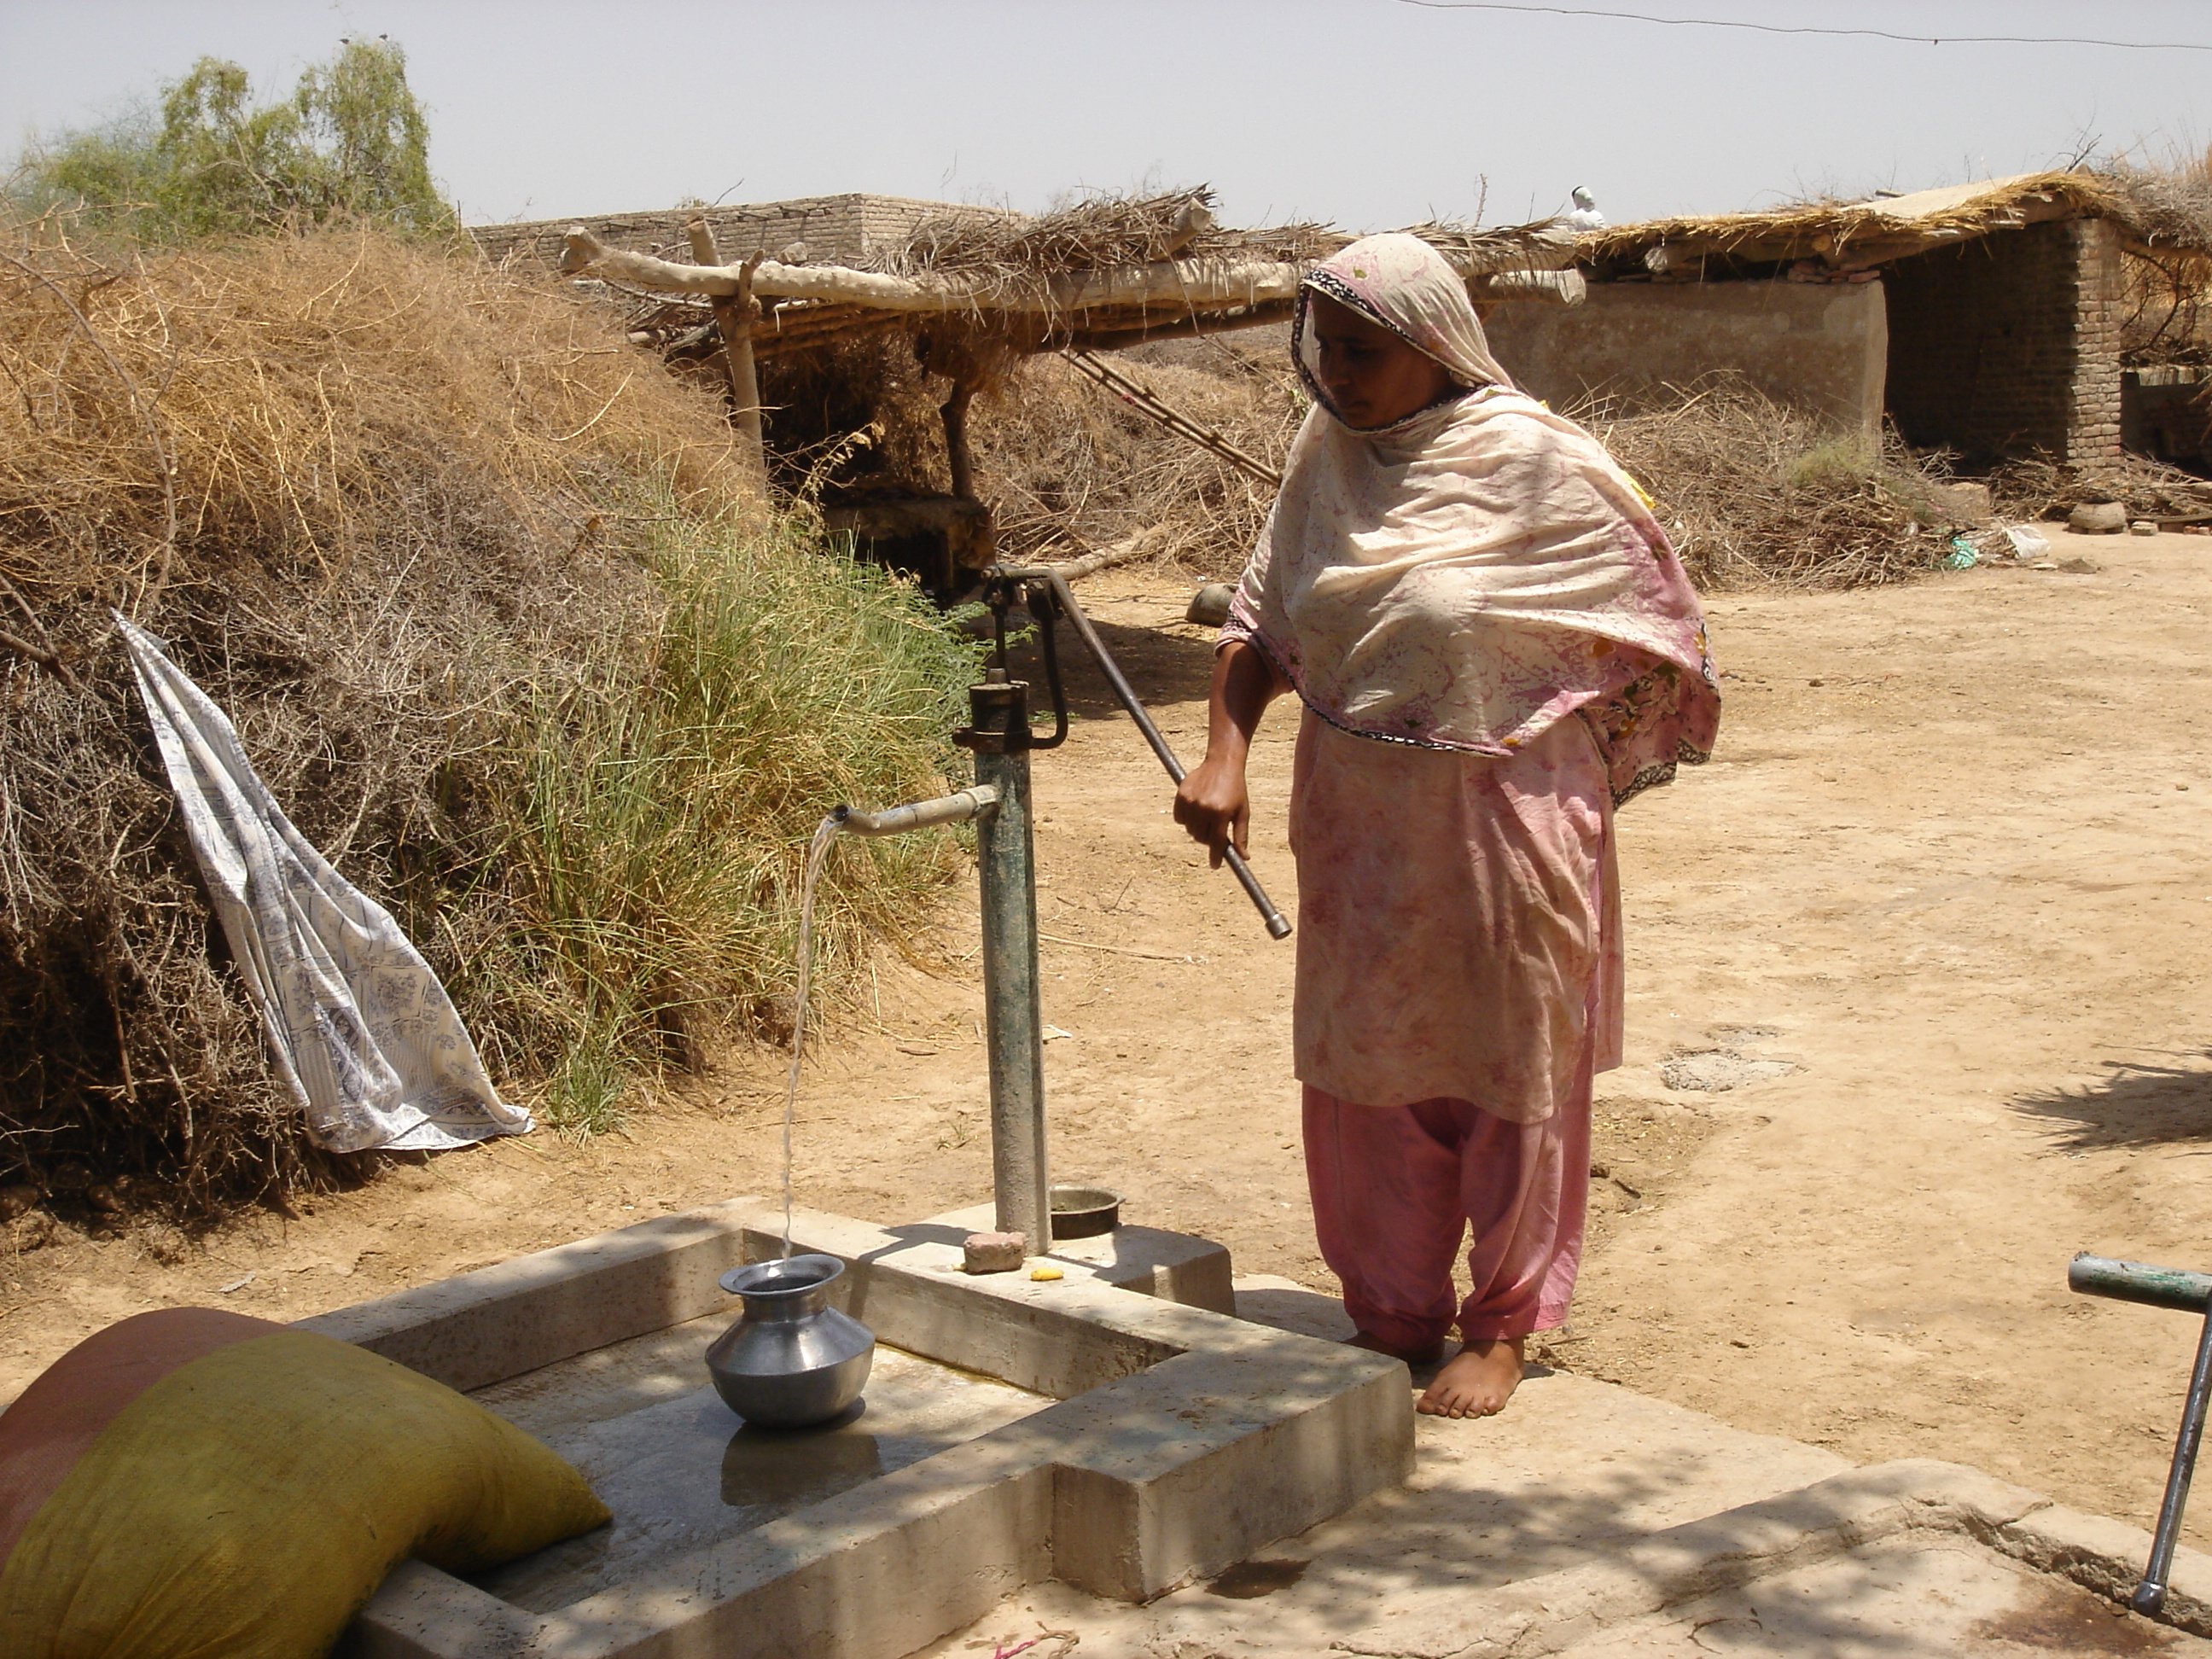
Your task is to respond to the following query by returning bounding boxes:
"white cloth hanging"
[116,614,531,1153]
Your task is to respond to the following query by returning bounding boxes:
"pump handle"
[1000,566,1291,940]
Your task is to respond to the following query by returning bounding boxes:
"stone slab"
[329,1199,1411,1658]
[472,1330,1046,1612]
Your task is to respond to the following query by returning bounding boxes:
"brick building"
[1882,216,2124,463]
[1493,174,2203,467]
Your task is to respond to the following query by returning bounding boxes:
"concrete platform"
[471,1329,1044,1613]
[312,1199,1410,1659]
[912,1280,2212,1659]
[920,1200,1236,1313]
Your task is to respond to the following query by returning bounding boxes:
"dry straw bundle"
[975,354,1966,591]
[2,221,974,1217]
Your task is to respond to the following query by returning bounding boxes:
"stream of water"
[783,814,844,1260]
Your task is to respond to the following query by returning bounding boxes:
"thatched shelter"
[1489,172,2212,471]
[1574,171,2212,280]
[477,188,1579,360]
[474,189,1583,585]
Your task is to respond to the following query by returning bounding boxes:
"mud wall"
[1485,278,1889,439]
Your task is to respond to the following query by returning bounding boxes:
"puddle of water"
[1208,1557,1309,1599]
[471,1325,1042,1613]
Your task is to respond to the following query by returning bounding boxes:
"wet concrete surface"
[471,1314,1043,1612]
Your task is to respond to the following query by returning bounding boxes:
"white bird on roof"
[1566,186,1607,232]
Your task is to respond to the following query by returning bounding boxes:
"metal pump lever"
[997,567,1292,941]
[2070,1253,2212,1615]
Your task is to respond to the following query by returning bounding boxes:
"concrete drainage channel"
[308,1197,1407,1659]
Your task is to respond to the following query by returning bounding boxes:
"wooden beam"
[568,225,1310,312]
[1469,269,1586,305]
[685,216,765,474]
[563,224,1577,319]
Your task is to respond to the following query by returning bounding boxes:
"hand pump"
[836,567,1290,1251]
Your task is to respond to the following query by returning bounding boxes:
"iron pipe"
[2069,1254,2212,1314]
[834,785,1000,838]
[969,680,1052,1248]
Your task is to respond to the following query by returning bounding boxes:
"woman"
[1174,233,1719,1418]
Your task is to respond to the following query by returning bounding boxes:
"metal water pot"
[706,1254,875,1429]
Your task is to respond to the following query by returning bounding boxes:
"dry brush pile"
[1577,380,1976,590]
[2,222,977,1218]
[976,347,1973,591]
[970,338,1299,573]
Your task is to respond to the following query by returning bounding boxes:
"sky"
[3,1,2209,233]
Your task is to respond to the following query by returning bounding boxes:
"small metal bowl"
[1049,1185,1122,1240]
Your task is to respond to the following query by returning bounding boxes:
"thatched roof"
[474,188,1580,361]
[473,192,1022,276]
[1580,170,2212,281]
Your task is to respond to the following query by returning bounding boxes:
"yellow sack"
[0,1307,608,1658]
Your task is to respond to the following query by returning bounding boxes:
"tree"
[9,39,453,240]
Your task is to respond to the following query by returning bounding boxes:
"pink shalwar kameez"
[1293,710,1619,1350]
[1220,235,1720,1356]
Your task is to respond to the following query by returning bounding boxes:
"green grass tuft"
[452,505,986,1134]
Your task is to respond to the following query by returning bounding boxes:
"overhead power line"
[1394,1,2212,53]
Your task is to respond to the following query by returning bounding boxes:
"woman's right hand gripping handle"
[1173,638,1285,869]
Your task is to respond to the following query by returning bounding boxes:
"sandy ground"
[7,526,2212,1557]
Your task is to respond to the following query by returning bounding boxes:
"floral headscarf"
[1224,234,1719,805]
[1293,230,1516,416]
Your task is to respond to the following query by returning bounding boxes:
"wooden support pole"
[940,381,976,502]
[685,216,765,475]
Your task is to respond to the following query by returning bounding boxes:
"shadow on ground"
[2014,1050,2212,1150]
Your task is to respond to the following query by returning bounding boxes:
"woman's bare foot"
[1416,1336,1524,1417]
[1348,1330,1446,1367]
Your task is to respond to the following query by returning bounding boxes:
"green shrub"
[457,509,986,1132]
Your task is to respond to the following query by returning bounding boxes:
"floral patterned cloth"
[1222,234,1719,1121]
[1287,707,1617,1119]
[118,615,529,1154]
[1226,233,1719,806]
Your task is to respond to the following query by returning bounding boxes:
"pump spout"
[833,784,1000,838]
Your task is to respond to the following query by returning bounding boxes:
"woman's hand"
[1174,754,1249,868]
[1173,638,1285,868]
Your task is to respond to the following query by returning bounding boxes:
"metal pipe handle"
[835,785,999,838]
[2070,1254,2212,1315]
[2068,1252,2212,1615]
[1010,567,1292,940]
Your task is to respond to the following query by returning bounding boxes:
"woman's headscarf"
[1292,230,1516,410]
[1224,232,1719,805]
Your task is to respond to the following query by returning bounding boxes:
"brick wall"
[1883,219,2123,463]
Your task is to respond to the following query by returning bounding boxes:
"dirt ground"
[8,526,2212,1552]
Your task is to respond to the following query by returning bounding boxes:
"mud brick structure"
[1884,219,2125,463]
[1545,174,2207,465]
